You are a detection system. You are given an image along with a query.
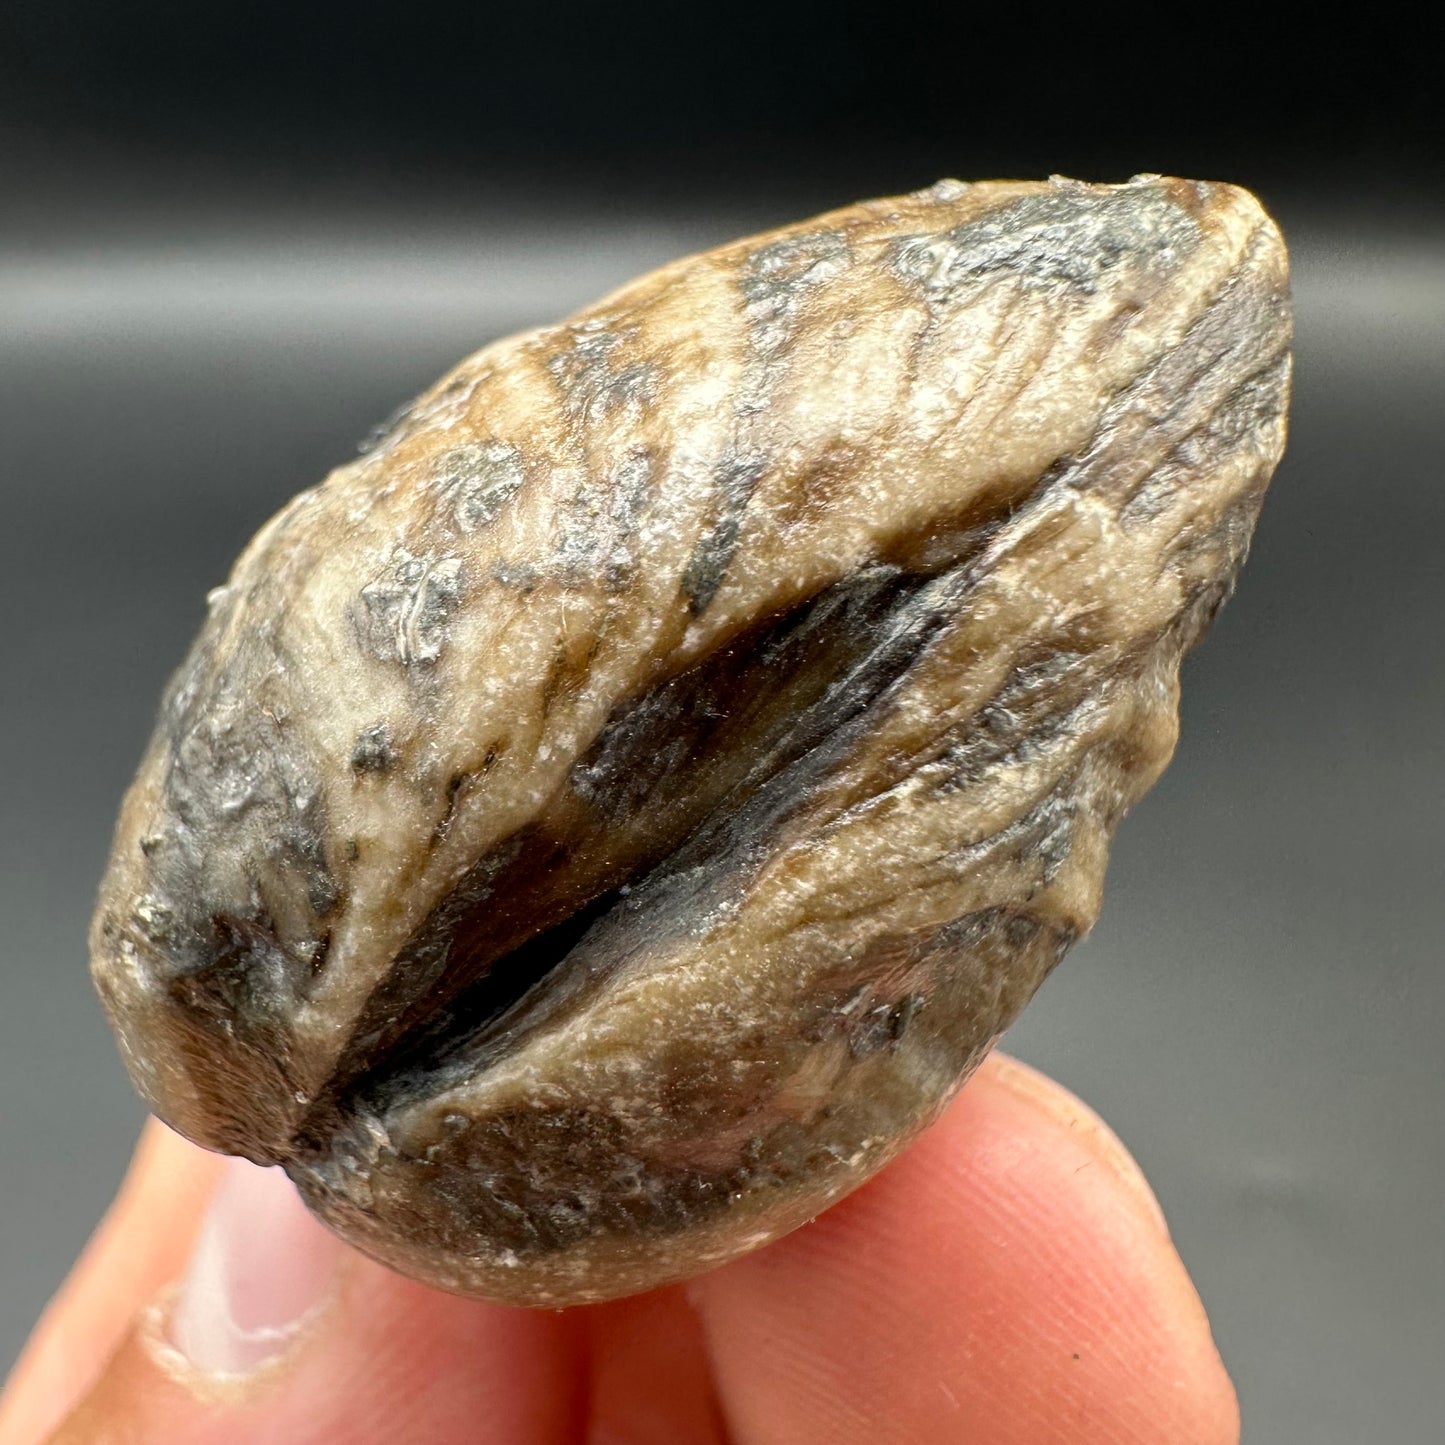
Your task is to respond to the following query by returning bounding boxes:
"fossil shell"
[91,176,1291,1306]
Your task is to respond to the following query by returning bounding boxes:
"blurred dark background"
[1,3,1441,1438]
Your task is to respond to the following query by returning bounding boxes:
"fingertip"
[8,1125,587,1445]
[166,1155,345,1379]
[0,1119,223,1445]
[980,1051,1182,1235]
[690,1051,1239,1445]
[32,1170,588,1445]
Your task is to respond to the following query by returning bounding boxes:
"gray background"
[1,152,1442,1441]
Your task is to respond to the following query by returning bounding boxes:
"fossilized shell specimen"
[91,176,1290,1306]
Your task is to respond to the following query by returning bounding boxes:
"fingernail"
[989,1053,1171,1237]
[168,1155,344,1377]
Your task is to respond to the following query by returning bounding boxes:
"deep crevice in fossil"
[301,561,956,1134]
[312,882,630,1141]
[305,505,1103,1133]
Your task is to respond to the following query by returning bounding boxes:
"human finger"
[0,1119,223,1443]
[689,1051,1239,1445]
[9,1131,586,1445]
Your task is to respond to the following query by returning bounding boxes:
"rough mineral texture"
[91,176,1291,1306]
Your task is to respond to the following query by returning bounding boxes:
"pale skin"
[0,1053,1239,1444]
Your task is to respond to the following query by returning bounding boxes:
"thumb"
[1,1123,584,1445]
[0,1121,222,1443]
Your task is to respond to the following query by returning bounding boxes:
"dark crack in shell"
[90,176,1291,1305]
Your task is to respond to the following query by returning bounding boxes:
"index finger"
[687,1051,1239,1445]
